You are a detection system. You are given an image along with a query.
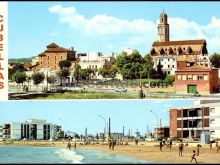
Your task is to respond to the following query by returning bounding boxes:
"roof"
[47,43,59,48]
[170,102,220,110]
[152,39,206,47]
[176,65,213,71]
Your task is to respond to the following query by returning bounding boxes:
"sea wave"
[54,148,84,163]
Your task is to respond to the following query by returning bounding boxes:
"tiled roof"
[152,39,206,47]
[177,65,212,71]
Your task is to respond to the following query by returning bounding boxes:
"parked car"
[115,87,127,92]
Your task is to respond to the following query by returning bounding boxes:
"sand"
[1,140,220,163]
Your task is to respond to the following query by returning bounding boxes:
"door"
[187,85,197,93]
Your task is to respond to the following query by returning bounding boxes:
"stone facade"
[30,43,77,71]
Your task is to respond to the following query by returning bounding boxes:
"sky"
[0,99,194,135]
[8,1,220,59]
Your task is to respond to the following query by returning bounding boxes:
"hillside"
[8,57,34,64]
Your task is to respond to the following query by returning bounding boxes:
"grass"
[34,90,139,99]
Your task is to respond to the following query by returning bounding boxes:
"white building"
[1,119,63,140]
[154,55,177,75]
[77,52,116,79]
[170,100,220,141]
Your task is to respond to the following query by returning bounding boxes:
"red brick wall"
[175,70,219,94]
[170,109,177,138]
[209,69,219,92]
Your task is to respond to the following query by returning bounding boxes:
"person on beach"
[179,139,184,157]
[159,140,163,152]
[112,140,115,150]
[67,140,71,150]
[169,139,172,150]
[216,143,220,153]
[109,140,112,150]
[197,144,201,156]
[190,150,198,164]
[210,142,212,149]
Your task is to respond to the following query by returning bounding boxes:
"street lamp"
[58,118,65,142]
[98,115,107,140]
[150,110,159,140]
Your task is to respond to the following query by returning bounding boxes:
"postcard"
[1,1,220,164]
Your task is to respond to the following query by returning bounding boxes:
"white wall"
[11,122,21,140]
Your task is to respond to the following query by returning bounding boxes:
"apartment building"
[170,102,220,141]
[1,119,63,140]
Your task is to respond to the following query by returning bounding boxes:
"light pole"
[58,118,65,142]
[98,115,107,140]
[150,110,159,140]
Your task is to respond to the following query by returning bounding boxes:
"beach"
[1,140,220,164]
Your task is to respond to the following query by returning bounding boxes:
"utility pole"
[108,117,111,140]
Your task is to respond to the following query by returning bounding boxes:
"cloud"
[49,5,220,54]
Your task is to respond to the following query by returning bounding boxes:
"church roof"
[152,39,206,47]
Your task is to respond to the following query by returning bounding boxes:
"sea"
[0,146,150,164]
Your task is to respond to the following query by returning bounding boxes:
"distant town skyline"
[0,100,194,135]
[9,2,220,59]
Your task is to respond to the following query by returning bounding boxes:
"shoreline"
[1,141,220,163]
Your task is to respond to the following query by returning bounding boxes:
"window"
[174,48,176,51]
[41,61,42,64]
[204,75,208,80]
[168,59,170,61]
[182,75,186,80]
[48,56,50,59]
[177,75,182,80]
[198,75,203,80]
[172,65,175,68]
[187,74,192,80]
[48,61,49,64]
[165,48,167,51]
[61,56,63,59]
[210,119,215,124]
[55,56,56,59]
[183,48,185,50]
[193,75,197,80]
[168,65,170,68]
[210,131,215,135]
[210,108,215,113]
[168,71,170,74]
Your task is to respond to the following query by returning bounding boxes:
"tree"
[9,64,26,80]
[109,64,118,79]
[73,64,81,83]
[59,60,72,69]
[210,53,220,68]
[156,60,166,80]
[140,54,154,79]
[81,68,93,80]
[57,68,70,86]
[12,71,27,92]
[31,72,45,91]
[98,67,109,79]
[116,51,145,79]
[46,75,57,91]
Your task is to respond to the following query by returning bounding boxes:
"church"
[150,11,210,72]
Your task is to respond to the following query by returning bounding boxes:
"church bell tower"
[158,10,169,42]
